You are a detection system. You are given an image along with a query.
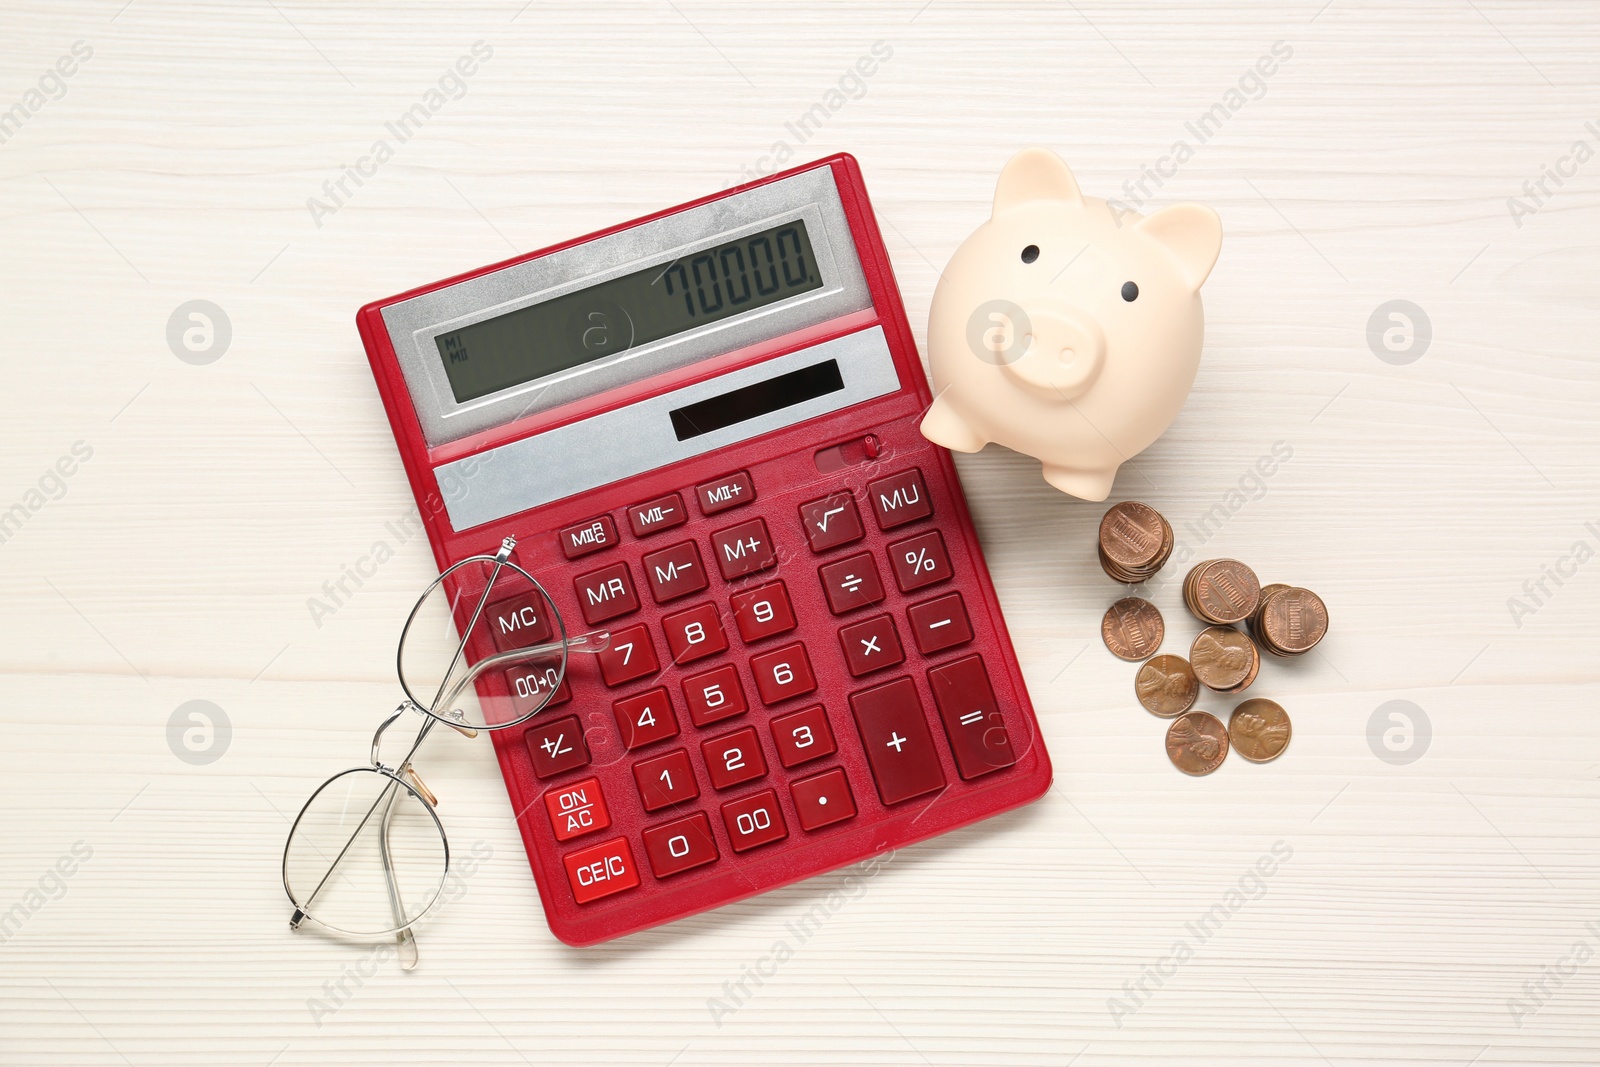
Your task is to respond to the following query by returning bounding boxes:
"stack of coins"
[1097,501,1174,583]
[1190,626,1260,693]
[1182,559,1262,624]
[1093,503,1311,776]
[1248,585,1329,657]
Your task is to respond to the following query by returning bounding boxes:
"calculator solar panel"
[358,154,1052,945]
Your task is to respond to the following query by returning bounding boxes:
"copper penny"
[1165,712,1229,775]
[1258,587,1328,656]
[1191,559,1260,624]
[1098,502,1173,582]
[1248,584,1292,646]
[1229,698,1291,762]
[1190,626,1259,692]
[1135,654,1200,717]
[1101,597,1165,661]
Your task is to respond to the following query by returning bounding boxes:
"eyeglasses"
[280,536,608,969]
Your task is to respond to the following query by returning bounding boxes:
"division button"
[562,836,640,904]
[849,677,946,806]
[818,551,885,614]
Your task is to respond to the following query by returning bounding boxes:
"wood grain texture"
[1,1,1597,1063]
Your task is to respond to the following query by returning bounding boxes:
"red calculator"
[357,154,1051,945]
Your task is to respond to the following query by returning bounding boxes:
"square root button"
[562,836,640,905]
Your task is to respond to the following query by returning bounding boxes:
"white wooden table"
[2,2,1597,1063]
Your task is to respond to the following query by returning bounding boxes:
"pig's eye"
[1020,245,1039,264]
[1121,281,1139,302]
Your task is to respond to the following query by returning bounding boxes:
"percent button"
[887,530,953,593]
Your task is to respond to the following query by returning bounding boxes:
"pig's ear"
[1134,203,1223,291]
[992,147,1082,218]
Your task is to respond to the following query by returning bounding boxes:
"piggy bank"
[920,147,1223,501]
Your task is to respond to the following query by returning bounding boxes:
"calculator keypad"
[521,462,1035,918]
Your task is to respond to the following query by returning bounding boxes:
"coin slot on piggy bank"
[920,147,1223,501]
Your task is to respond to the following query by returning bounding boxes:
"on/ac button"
[695,471,754,515]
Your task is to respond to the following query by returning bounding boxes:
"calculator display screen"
[436,220,824,403]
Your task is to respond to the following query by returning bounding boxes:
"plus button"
[886,732,906,753]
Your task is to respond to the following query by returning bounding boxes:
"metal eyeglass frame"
[280,536,608,969]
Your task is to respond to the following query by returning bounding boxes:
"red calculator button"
[504,665,571,719]
[559,515,619,559]
[641,540,708,603]
[868,468,933,530]
[627,492,687,537]
[850,678,947,806]
[574,561,639,624]
[730,580,797,643]
[887,530,954,593]
[720,789,788,852]
[563,836,640,904]
[632,748,699,812]
[710,518,776,580]
[661,602,729,665]
[701,726,767,790]
[681,663,747,727]
[525,715,590,780]
[769,704,837,768]
[695,471,755,515]
[790,767,857,831]
[907,592,975,654]
[749,642,817,705]
[642,812,719,878]
[544,777,610,842]
[612,687,678,750]
[596,623,659,687]
[799,491,865,553]
[818,552,885,614]
[928,655,1017,780]
[486,592,553,651]
[838,613,905,677]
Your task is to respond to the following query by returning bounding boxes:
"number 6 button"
[749,642,817,705]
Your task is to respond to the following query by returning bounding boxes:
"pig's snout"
[1002,306,1106,401]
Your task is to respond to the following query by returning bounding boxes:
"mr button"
[562,837,640,904]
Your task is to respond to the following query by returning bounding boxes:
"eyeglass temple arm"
[377,781,421,970]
